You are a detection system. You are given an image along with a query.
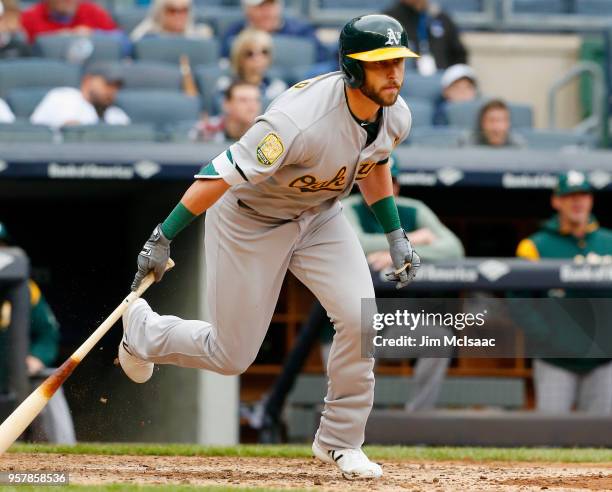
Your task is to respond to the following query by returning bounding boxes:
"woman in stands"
[130,0,211,41]
[224,28,287,103]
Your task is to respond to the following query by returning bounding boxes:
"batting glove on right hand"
[384,228,421,289]
[131,224,171,291]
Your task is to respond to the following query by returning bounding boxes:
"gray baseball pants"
[127,192,376,450]
[534,359,612,413]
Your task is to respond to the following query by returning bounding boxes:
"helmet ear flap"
[341,56,364,89]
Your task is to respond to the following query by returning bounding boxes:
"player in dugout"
[516,171,612,414]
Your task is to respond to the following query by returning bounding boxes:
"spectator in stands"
[434,63,478,125]
[0,222,76,443]
[30,63,129,128]
[459,99,525,148]
[192,80,261,142]
[250,157,463,442]
[384,0,467,75]
[21,0,118,43]
[0,0,31,58]
[130,0,211,42]
[0,98,15,123]
[221,0,327,63]
[219,28,286,102]
[516,171,612,414]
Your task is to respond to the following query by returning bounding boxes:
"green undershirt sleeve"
[160,202,197,240]
[369,196,401,234]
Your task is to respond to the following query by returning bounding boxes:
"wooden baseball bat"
[0,259,175,454]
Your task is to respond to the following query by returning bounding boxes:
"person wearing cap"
[21,0,118,43]
[433,63,478,126]
[516,171,612,413]
[250,156,463,443]
[383,0,467,74]
[221,0,328,63]
[30,63,130,128]
[0,222,76,443]
[0,0,32,58]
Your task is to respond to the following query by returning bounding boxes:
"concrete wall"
[462,32,582,129]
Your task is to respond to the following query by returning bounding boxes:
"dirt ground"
[2,453,612,491]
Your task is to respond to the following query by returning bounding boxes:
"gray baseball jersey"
[196,71,412,219]
[129,71,413,452]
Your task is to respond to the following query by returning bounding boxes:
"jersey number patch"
[257,132,284,167]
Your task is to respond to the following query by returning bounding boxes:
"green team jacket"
[342,195,464,261]
[0,281,59,392]
[516,215,612,374]
[28,280,60,366]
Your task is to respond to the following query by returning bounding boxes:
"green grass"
[8,442,612,463]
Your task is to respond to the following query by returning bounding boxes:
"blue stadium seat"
[406,126,464,147]
[512,0,567,13]
[271,35,316,69]
[319,0,395,9]
[6,88,49,118]
[195,7,243,37]
[120,61,182,90]
[0,59,81,97]
[436,0,482,13]
[515,129,598,149]
[61,123,157,142]
[574,0,612,15]
[0,122,55,143]
[194,64,228,113]
[401,71,443,104]
[113,8,148,34]
[403,97,434,128]
[34,33,123,63]
[115,90,200,125]
[446,100,533,129]
[134,36,220,65]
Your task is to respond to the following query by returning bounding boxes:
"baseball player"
[121,14,420,479]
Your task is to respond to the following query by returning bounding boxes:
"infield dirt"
[2,453,612,491]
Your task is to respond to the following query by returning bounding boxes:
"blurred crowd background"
[1,0,612,447]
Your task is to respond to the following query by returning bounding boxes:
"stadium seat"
[119,61,182,90]
[515,129,598,149]
[134,36,220,65]
[271,35,316,69]
[195,7,243,38]
[112,8,148,34]
[403,97,434,128]
[512,0,567,14]
[319,0,395,9]
[0,59,80,98]
[5,88,49,119]
[61,124,157,142]
[194,64,228,113]
[33,33,123,63]
[436,0,482,13]
[401,71,443,104]
[115,90,200,125]
[406,126,465,147]
[574,0,612,15]
[0,122,55,143]
[446,100,533,129]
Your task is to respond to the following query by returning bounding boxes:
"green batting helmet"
[339,14,418,89]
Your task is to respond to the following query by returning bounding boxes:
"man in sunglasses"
[123,15,420,480]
